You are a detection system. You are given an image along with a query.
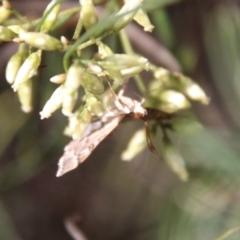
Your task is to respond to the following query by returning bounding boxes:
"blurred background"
[1,0,240,239]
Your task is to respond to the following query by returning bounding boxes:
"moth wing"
[56,115,124,177]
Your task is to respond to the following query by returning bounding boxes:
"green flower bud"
[86,93,104,116]
[148,79,164,97]
[62,90,78,117]
[158,90,191,113]
[7,25,26,34]
[64,106,92,139]
[5,47,28,84]
[154,68,171,82]
[19,31,63,51]
[87,64,104,76]
[49,5,81,31]
[113,0,142,32]
[17,79,32,113]
[41,0,61,33]
[120,65,146,79]
[185,83,210,104]
[121,128,146,161]
[60,36,69,47]
[12,51,41,91]
[105,69,124,85]
[132,7,154,32]
[40,85,64,119]
[0,26,16,41]
[96,41,113,59]
[100,54,148,71]
[154,69,210,105]
[101,89,115,109]
[64,62,83,91]
[163,137,188,181]
[65,62,104,94]
[98,54,148,84]
[50,73,66,84]
[81,71,104,94]
[80,0,98,30]
[0,6,11,24]
[176,75,210,104]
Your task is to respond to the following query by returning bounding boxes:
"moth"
[56,89,147,177]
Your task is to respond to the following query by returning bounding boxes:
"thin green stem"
[134,74,148,94]
[51,6,82,31]
[35,0,64,32]
[63,28,110,71]
[72,17,83,41]
[11,9,28,23]
[119,29,134,54]
[119,29,147,94]
[77,37,99,51]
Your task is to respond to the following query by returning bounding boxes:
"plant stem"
[119,29,147,94]
[72,17,83,41]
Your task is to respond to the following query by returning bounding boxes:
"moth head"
[116,95,146,116]
[131,99,147,117]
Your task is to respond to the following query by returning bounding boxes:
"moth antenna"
[117,78,130,97]
[133,92,145,104]
[106,76,118,100]
[105,77,127,110]
[105,77,132,110]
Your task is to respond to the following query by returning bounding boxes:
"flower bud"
[60,36,69,46]
[65,62,104,94]
[18,31,63,51]
[5,47,28,84]
[105,68,124,85]
[41,0,61,33]
[154,68,171,82]
[65,62,83,91]
[17,79,32,113]
[7,25,26,34]
[64,106,92,139]
[50,5,81,31]
[0,5,11,24]
[96,41,113,58]
[120,65,147,78]
[98,54,148,83]
[40,85,64,119]
[158,90,191,113]
[121,128,146,161]
[133,8,154,32]
[81,71,104,94]
[0,26,17,41]
[113,0,142,32]
[87,64,104,76]
[12,51,41,91]
[100,54,148,71]
[62,90,78,117]
[80,0,98,30]
[50,73,66,84]
[86,93,104,116]
[148,79,164,97]
[154,69,210,105]
[163,137,188,181]
[176,75,210,104]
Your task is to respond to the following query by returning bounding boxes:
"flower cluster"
[3,0,210,180]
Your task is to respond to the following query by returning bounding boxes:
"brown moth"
[56,89,147,177]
